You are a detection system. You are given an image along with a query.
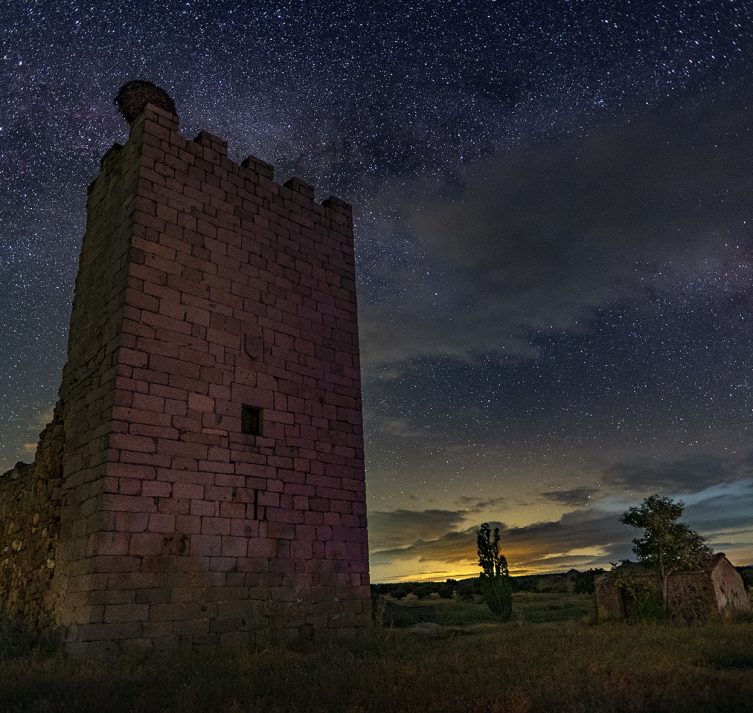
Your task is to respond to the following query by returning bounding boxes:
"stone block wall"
[0,405,64,627]
[0,88,370,652]
[49,126,146,637]
[708,557,751,620]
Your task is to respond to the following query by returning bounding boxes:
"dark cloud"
[371,509,628,572]
[368,508,467,551]
[540,488,598,506]
[737,450,753,474]
[455,495,508,512]
[369,479,753,575]
[361,87,753,367]
[371,524,492,568]
[683,482,753,535]
[603,452,741,493]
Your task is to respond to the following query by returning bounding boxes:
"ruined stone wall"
[593,573,626,622]
[2,92,370,653]
[667,570,719,622]
[0,405,64,627]
[595,556,751,623]
[710,559,751,620]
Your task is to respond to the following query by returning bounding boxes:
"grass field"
[2,593,753,713]
[431,591,596,626]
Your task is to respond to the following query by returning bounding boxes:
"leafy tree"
[620,494,712,611]
[438,579,457,599]
[738,566,753,590]
[476,523,513,621]
[390,585,408,600]
[610,565,664,621]
[454,578,478,601]
[573,568,606,594]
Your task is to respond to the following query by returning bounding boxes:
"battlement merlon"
[104,83,354,228]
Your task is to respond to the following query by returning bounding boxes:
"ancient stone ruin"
[0,81,370,653]
[372,596,437,628]
[595,553,751,623]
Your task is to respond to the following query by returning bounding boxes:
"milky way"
[2,1,753,579]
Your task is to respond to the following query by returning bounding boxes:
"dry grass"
[2,595,753,713]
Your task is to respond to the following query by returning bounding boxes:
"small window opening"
[253,488,264,520]
[241,405,262,436]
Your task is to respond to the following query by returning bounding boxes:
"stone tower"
[0,82,370,653]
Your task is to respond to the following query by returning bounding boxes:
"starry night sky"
[2,0,753,581]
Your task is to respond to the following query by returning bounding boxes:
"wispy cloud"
[360,89,753,368]
[455,495,507,512]
[369,478,753,579]
[603,453,740,493]
[370,508,627,576]
[368,508,468,551]
[540,488,598,506]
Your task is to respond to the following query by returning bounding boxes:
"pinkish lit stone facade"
[1,91,370,653]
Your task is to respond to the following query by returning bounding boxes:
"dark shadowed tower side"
[14,81,370,652]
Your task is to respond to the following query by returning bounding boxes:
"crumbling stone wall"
[595,554,750,622]
[1,85,370,653]
[667,570,721,622]
[0,404,64,627]
[710,557,751,620]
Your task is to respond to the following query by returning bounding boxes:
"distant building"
[595,553,751,622]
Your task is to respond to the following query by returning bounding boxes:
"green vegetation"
[620,494,712,610]
[609,566,666,622]
[371,568,606,602]
[737,565,753,589]
[476,523,513,620]
[429,591,594,627]
[0,614,60,661]
[3,591,753,713]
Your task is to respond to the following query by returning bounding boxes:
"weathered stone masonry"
[0,86,370,652]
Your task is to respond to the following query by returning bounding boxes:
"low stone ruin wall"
[595,558,751,623]
[0,404,64,628]
[372,596,437,627]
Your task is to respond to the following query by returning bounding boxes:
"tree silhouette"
[476,523,513,621]
[620,494,712,611]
